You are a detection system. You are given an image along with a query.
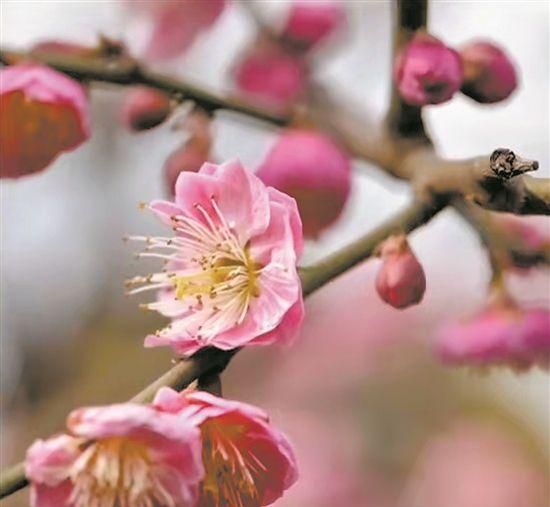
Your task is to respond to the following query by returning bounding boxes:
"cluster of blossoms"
[395,33,517,106]
[26,387,297,507]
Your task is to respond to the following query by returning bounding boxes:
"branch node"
[489,148,539,180]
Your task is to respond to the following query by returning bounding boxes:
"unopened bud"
[375,235,426,309]
[460,40,518,104]
[120,87,172,132]
[395,33,463,106]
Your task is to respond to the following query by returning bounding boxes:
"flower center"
[69,438,177,507]
[200,421,265,507]
[127,196,264,340]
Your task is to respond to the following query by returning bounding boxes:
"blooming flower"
[375,235,426,309]
[26,401,204,507]
[120,86,172,131]
[233,39,307,111]
[436,293,550,370]
[0,63,90,178]
[460,40,518,104]
[128,160,304,356]
[395,33,463,106]
[154,387,299,507]
[125,0,227,61]
[283,1,346,49]
[256,130,351,238]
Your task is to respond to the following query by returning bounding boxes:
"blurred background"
[1,1,549,506]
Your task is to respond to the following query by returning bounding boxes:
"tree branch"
[0,200,441,499]
[0,48,289,127]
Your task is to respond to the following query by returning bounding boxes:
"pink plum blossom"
[0,64,90,178]
[128,159,304,356]
[283,1,346,49]
[375,235,426,309]
[400,421,549,507]
[256,130,351,238]
[395,33,463,106]
[460,40,518,104]
[25,401,204,507]
[233,39,307,111]
[120,86,172,131]
[436,294,550,370]
[126,0,227,61]
[154,387,299,507]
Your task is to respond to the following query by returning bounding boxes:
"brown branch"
[0,48,289,127]
[0,199,442,499]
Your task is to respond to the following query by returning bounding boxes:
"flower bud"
[395,33,463,106]
[460,40,518,103]
[0,64,90,178]
[375,235,426,309]
[233,38,307,111]
[163,111,212,195]
[283,1,346,49]
[256,130,351,237]
[120,86,171,131]
[436,292,550,370]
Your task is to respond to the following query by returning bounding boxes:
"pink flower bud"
[233,39,307,111]
[164,144,208,196]
[0,64,90,178]
[283,1,346,49]
[460,40,518,103]
[256,130,351,237]
[375,235,426,309]
[436,294,550,370]
[120,86,172,131]
[395,33,463,106]
[163,111,213,195]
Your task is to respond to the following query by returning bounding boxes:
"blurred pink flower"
[154,387,298,507]
[26,402,204,507]
[436,294,550,370]
[120,86,172,131]
[375,235,426,309]
[496,213,550,251]
[127,0,227,61]
[128,160,304,356]
[460,40,518,103]
[283,1,346,49]
[395,33,463,106]
[400,421,549,507]
[256,130,351,238]
[0,63,90,178]
[233,40,307,111]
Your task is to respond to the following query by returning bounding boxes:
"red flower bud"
[460,40,518,103]
[0,64,90,178]
[395,33,463,106]
[120,86,171,131]
[256,130,351,238]
[283,1,346,49]
[375,235,426,309]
